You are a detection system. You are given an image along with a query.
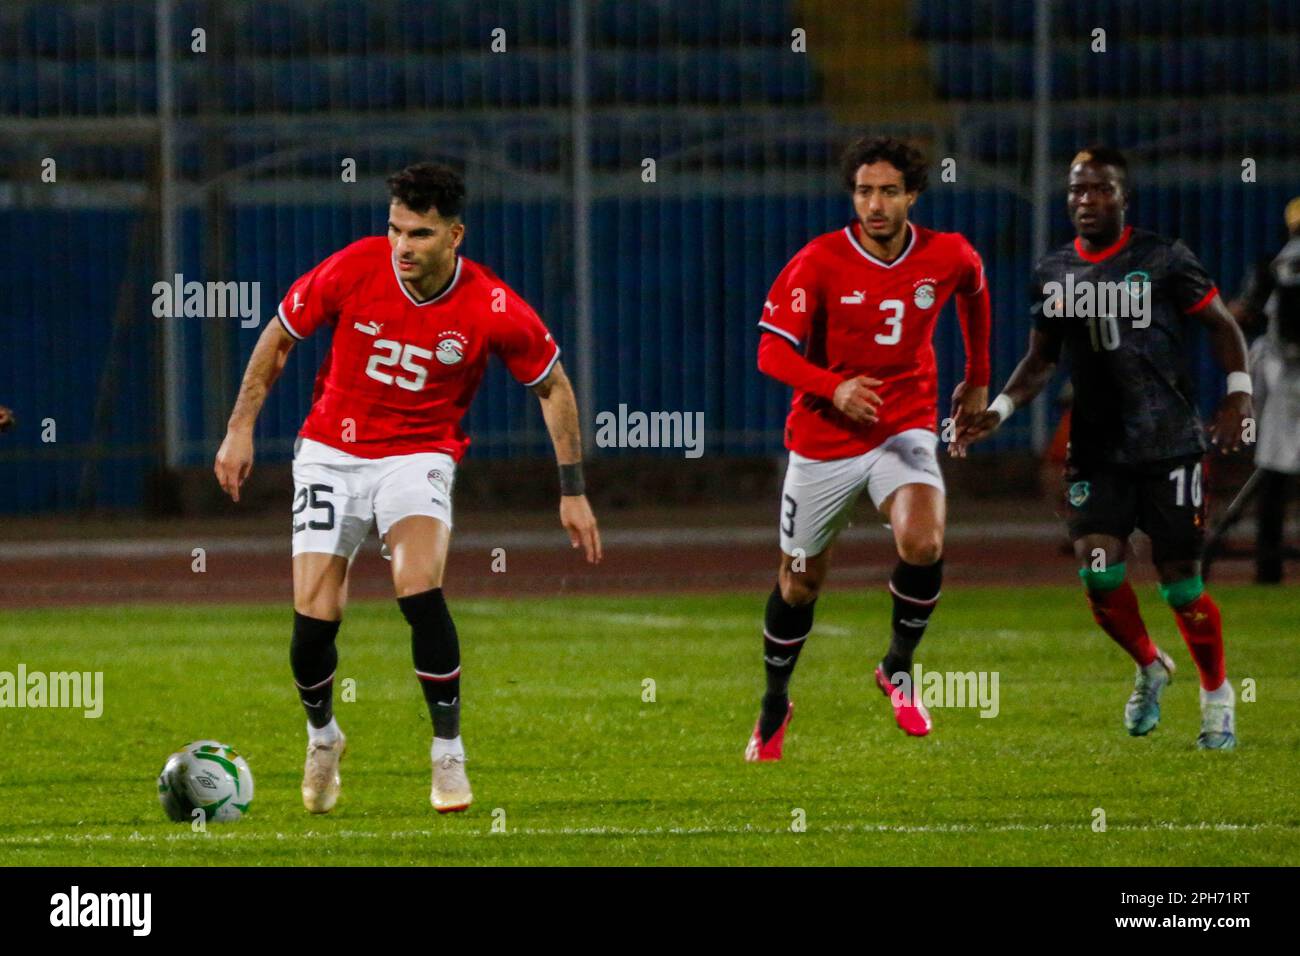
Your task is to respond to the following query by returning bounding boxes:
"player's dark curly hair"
[840,136,929,194]
[1070,144,1129,189]
[386,162,467,219]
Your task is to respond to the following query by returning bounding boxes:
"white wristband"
[1226,371,1252,396]
[989,393,1016,424]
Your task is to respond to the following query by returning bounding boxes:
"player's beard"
[861,214,904,245]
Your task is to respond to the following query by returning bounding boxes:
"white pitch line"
[0,522,1078,562]
[0,820,1291,847]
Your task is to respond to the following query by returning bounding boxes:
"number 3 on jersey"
[366,339,433,391]
[875,299,904,345]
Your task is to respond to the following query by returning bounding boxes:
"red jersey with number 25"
[759,222,988,460]
[277,237,559,461]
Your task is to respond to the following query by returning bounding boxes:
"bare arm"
[214,317,297,502]
[531,360,583,464]
[531,361,602,563]
[950,327,1060,455]
[1192,295,1253,453]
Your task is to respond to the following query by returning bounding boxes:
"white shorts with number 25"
[778,428,944,558]
[290,437,456,560]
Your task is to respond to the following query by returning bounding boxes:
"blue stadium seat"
[98,0,158,56]
[22,4,95,57]
[931,34,1300,101]
[487,50,571,106]
[65,143,151,179]
[401,53,474,109]
[590,0,667,46]
[67,60,157,115]
[329,56,401,109]
[235,1,311,55]
[170,0,211,53]
[504,133,564,172]
[473,0,567,48]
[0,4,25,58]
[919,0,1276,38]
[670,1,721,44]
[222,60,329,113]
[685,0,788,44]
[0,61,43,116]
[1270,0,1300,30]
[315,0,372,53]
[392,0,460,50]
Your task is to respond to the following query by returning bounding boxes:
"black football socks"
[760,584,815,740]
[291,611,340,730]
[881,558,943,679]
[399,587,462,740]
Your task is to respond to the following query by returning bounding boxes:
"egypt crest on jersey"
[277,237,560,461]
[758,222,988,460]
[435,331,468,365]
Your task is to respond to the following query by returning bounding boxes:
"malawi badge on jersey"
[1068,481,1091,508]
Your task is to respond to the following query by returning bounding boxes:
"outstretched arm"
[949,284,992,435]
[531,361,602,563]
[950,327,1060,456]
[1191,295,1253,454]
[214,317,297,502]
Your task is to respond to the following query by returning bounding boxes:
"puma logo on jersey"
[354,321,383,336]
[840,291,866,304]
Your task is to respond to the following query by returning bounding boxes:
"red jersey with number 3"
[759,222,987,460]
[277,236,559,461]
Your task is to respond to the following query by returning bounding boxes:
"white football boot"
[1197,681,1237,751]
[1124,648,1175,736]
[431,751,473,813]
[302,729,346,813]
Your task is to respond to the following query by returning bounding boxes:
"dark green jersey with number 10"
[1031,226,1219,466]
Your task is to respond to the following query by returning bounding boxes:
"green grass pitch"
[1,585,1296,866]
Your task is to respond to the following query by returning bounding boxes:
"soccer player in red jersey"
[214,163,602,812]
[745,137,992,761]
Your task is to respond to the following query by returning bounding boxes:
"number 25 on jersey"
[366,339,432,391]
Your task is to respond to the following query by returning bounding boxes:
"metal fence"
[1,0,1298,512]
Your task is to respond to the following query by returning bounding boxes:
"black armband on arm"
[558,463,586,497]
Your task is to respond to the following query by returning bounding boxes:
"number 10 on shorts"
[1169,462,1202,507]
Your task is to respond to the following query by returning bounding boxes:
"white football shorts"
[290,437,456,560]
[778,428,945,558]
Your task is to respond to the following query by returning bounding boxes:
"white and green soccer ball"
[157,740,254,823]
